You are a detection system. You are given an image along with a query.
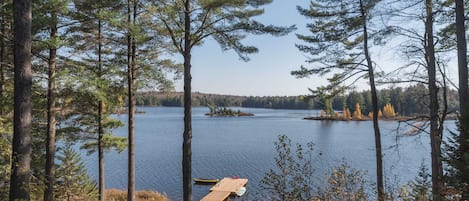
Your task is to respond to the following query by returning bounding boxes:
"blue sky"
[172,0,458,96]
[173,0,318,96]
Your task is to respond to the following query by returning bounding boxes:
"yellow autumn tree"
[118,96,124,113]
[382,103,396,118]
[353,103,362,120]
[342,107,352,120]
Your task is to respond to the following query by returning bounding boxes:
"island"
[304,103,409,121]
[205,106,254,117]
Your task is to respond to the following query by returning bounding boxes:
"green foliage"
[316,161,369,201]
[260,135,370,201]
[54,146,98,201]
[206,106,249,116]
[81,133,127,155]
[259,135,315,201]
[399,162,432,201]
[444,117,469,198]
[0,116,12,200]
[135,84,461,116]
[293,0,385,88]
[151,0,295,60]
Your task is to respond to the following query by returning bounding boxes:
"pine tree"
[293,1,387,198]
[10,0,32,200]
[65,1,128,199]
[151,1,294,200]
[408,163,432,201]
[54,146,98,201]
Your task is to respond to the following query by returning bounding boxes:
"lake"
[82,107,440,200]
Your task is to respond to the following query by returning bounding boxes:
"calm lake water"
[82,107,442,200]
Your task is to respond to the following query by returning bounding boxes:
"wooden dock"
[200,177,248,201]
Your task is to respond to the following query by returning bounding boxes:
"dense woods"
[1,0,469,200]
[136,85,459,116]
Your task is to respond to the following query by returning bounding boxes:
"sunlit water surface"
[82,107,445,200]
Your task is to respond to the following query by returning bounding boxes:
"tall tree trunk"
[0,0,5,109]
[9,0,32,200]
[425,1,442,200]
[456,0,468,115]
[44,9,58,201]
[359,1,384,200]
[127,0,136,200]
[97,18,105,201]
[182,0,192,200]
[455,0,469,199]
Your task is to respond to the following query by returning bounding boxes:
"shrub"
[315,161,368,201]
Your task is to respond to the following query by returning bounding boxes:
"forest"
[1,0,469,201]
[137,84,460,116]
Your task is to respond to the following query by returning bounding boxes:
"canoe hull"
[193,178,219,184]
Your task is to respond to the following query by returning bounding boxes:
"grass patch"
[105,189,170,201]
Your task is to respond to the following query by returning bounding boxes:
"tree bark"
[0,0,5,108]
[455,0,469,199]
[127,0,137,200]
[456,0,468,116]
[359,0,384,200]
[183,0,192,200]
[44,9,58,201]
[425,1,442,200]
[97,18,105,201]
[9,0,32,200]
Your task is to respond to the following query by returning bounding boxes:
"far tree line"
[136,84,459,116]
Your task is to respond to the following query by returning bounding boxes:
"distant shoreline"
[304,114,458,121]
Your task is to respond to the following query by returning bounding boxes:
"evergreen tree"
[449,0,469,198]
[151,1,294,200]
[28,0,71,199]
[424,1,444,199]
[445,120,469,199]
[10,0,32,200]
[54,145,98,201]
[294,0,386,198]
[402,162,432,201]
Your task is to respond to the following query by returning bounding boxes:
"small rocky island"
[205,106,254,117]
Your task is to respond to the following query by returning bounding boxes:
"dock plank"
[210,177,248,193]
[200,191,231,201]
[201,177,248,201]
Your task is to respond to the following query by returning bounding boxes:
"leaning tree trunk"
[425,1,443,200]
[455,0,469,198]
[359,0,384,200]
[182,1,192,200]
[9,0,32,200]
[44,9,58,201]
